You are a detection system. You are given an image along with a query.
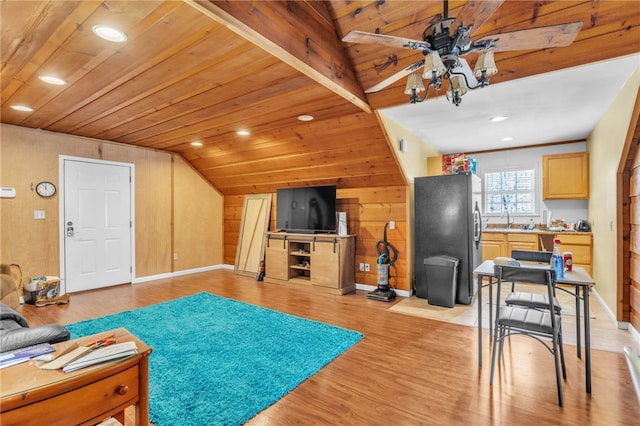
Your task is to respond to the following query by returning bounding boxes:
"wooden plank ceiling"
[2,1,639,196]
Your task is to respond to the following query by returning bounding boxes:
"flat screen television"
[276,185,337,233]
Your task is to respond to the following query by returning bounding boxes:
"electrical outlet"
[389,221,395,230]
[34,210,45,220]
[364,263,370,272]
[173,253,178,261]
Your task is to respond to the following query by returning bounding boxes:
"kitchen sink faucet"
[501,195,513,229]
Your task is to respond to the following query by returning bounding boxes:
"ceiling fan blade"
[364,59,426,93]
[450,58,478,87]
[476,22,583,52]
[342,30,431,51]
[455,0,505,37]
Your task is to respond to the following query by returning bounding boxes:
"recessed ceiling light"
[11,105,34,112]
[490,116,508,122]
[92,25,128,42]
[501,137,514,142]
[191,141,203,147]
[298,115,314,121]
[38,75,68,85]
[237,130,250,136]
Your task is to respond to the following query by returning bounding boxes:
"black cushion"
[0,303,70,353]
[506,291,562,313]
[497,306,560,334]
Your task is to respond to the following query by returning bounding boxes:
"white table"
[473,259,595,394]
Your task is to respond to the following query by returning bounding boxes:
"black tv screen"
[276,185,337,233]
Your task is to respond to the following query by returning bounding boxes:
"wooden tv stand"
[264,232,355,295]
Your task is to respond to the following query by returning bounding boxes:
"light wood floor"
[16,269,640,425]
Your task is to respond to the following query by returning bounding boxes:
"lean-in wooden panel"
[235,194,272,276]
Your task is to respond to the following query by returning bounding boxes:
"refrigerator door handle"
[473,202,482,248]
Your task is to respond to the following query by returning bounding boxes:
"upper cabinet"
[542,152,589,199]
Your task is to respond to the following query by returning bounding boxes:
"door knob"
[66,221,74,237]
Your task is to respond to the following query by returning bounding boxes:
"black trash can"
[423,256,459,308]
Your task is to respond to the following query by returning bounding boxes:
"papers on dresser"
[62,341,138,373]
[0,342,55,369]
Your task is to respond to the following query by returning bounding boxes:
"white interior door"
[63,158,133,293]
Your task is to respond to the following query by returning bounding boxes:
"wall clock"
[35,181,56,198]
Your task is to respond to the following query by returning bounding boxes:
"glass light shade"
[474,51,498,78]
[404,73,425,94]
[446,75,468,103]
[449,75,468,95]
[422,52,446,79]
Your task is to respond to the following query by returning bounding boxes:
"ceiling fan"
[342,0,582,106]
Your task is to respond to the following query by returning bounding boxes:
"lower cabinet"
[264,232,355,295]
[555,233,592,276]
[482,232,506,261]
[482,231,593,276]
[507,233,538,254]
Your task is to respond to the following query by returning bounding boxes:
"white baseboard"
[133,264,229,284]
[629,324,640,348]
[590,288,640,347]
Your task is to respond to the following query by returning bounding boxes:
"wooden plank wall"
[172,155,224,272]
[0,125,223,282]
[224,185,410,291]
[630,149,639,330]
[629,131,640,331]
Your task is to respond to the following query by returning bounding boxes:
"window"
[484,168,535,215]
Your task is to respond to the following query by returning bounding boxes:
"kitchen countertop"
[483,228,591,235]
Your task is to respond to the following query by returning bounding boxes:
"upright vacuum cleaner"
[367,222,398,302]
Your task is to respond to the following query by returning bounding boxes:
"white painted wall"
[473,142,588,227]
[588,66,640,318]
[378,113,442,181]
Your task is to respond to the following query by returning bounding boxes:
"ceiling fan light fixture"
[474,51,498,78]
[404,72,425,95]
[422,52,446,79]
[446,75,468,107]
[448,75,468,96]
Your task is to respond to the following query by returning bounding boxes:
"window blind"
[485,169,535,214]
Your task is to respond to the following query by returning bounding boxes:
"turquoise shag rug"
[66,292,362,425]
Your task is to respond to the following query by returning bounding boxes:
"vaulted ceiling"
[2,1,639,195]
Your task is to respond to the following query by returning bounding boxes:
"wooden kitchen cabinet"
[555,233,593,275]
[507,233,538,254]
[482,232,506,261]
[543,152,589,199]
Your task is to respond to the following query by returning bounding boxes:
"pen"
[85,333,115,349]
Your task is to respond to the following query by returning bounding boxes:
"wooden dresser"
[0,328,152,426]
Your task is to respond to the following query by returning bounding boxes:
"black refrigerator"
[414,173,483,305]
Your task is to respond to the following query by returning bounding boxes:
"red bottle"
[563,252,573,272]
